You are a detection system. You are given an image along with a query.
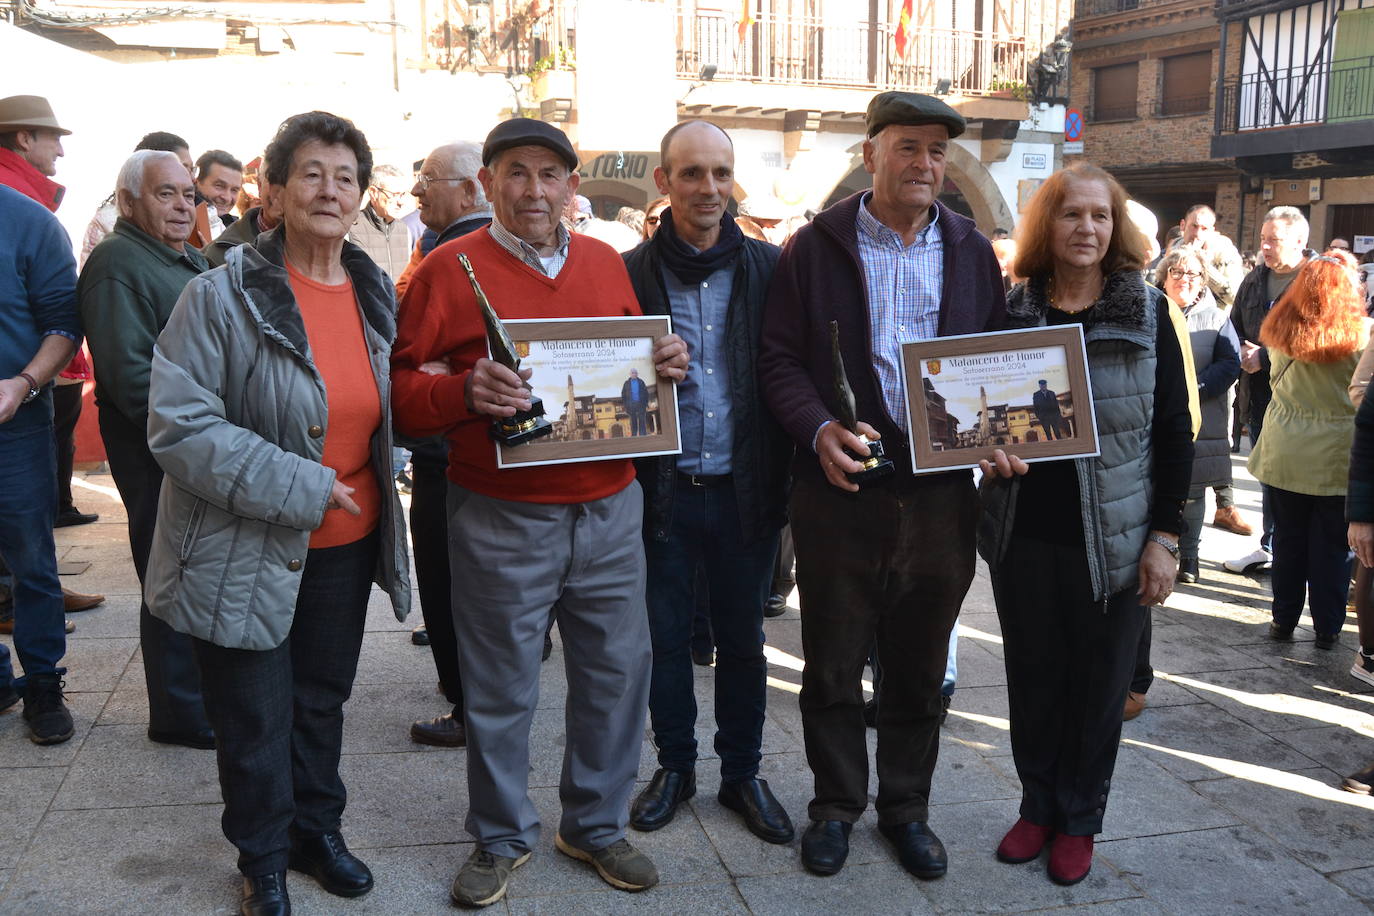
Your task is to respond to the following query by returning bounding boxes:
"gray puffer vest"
[1182,298,1240,492]
[978,270,1161,601]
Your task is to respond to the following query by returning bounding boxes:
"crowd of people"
[1,86,1372,916]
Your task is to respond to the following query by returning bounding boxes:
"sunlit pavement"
[3,451,1374,914]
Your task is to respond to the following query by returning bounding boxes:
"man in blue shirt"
[622,120,794,844]
[0,184,81,745]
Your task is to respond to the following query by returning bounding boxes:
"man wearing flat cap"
[392,118,689,906]
[759,91,1005,878]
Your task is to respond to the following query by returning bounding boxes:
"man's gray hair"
[117,149,184,199]
[372,163,405,180]
[438,140,486,208]
[1263,205,1309,240]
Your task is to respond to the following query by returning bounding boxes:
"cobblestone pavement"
[3,454,1374,914]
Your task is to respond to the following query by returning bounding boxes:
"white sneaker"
[1352,651,1374,688]
[1223,548,1272,573]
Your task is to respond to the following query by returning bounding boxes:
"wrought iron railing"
[1216,56,1374,132]
[674,7,1029,97]
[1073,0,1179,18]
[1157,93,1210,116]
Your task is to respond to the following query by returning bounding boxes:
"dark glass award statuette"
[458,253,553,446]
[830,320,894,485]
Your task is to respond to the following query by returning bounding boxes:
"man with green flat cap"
[759,90,1006,879]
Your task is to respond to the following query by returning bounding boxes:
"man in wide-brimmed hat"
[0,95,70,212]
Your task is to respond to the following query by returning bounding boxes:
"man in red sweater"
[392,119,688,908]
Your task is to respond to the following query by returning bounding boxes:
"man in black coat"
[622,120,794,846]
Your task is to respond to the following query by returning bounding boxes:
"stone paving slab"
[1096,825,1370,915]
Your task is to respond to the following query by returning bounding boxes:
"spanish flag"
[738,0,754,41]
[895,0,913,59]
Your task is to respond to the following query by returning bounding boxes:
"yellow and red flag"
[738,0,755,41]
[895,0,913,59]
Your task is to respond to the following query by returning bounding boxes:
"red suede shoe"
[995,818,1053,864]
[1048,833,1094,885]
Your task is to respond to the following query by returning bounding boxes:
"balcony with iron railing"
[674,7,1030,98]
[1073,0,1190,19]
[1213,56,1374,155]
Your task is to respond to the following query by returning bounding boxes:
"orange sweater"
[392,229,639,504]
[288,263,382,547]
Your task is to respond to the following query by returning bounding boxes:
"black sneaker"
[23,673,74,745]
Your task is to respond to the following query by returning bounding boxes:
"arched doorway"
[820,140,1016,234]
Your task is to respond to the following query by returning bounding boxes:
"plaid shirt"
[855,193,943,433]
[487,218,570,278]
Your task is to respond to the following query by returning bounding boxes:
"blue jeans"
[0,391,66,688]
[645,479,777,780]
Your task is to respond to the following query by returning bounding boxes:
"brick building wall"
[1067,3,1242,245]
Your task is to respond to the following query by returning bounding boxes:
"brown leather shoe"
[1123,691,1147,721]
[1212,506,1254,536]
[410,711,466,747]
[62,588,104,613]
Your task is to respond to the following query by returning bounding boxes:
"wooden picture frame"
[900,326,1099,473]
[494,316,682,468]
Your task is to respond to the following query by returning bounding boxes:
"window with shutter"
[1093,62,1138,121]
[1160,51,1212,115]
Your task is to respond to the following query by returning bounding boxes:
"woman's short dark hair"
[136,131,189,153]
[263,111,372,191]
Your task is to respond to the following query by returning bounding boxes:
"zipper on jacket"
[178,498,208,567]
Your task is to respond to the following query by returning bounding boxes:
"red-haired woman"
[1250,250,1371,648]
[978,163,1194,885]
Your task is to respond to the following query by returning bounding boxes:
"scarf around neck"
[653,207,744,285]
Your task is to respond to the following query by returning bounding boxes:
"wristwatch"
[1147,532,1180,559]
[17,372,40,404]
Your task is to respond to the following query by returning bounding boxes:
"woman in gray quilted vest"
[977,164,1194,887]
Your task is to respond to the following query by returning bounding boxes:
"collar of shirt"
[856,191,940,250]
[487,217,570,277]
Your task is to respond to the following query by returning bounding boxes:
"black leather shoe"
[410,625,429,646]
[148,727,216,750]
[879,821,948,879]
[1269,621,1295,641]
[801,820,851,875]
[718,777,795,844]
[410,711,466,747]
[241,871,290,916]
[54,508,99,528]
[289,831,373,897]
[763,594,788,618]
[630,768,695,831]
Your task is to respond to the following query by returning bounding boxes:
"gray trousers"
[447,481,651,858]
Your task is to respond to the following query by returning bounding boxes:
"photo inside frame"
[515,335,662,443]
[922,344,1077,450]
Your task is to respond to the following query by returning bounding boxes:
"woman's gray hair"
[116,150,183,200]
[1153,244,1208,289]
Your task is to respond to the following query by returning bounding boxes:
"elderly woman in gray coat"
[144,111,409,916]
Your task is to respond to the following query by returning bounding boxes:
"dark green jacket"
[78,217,207,428]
